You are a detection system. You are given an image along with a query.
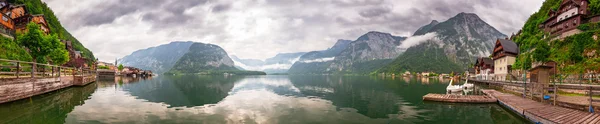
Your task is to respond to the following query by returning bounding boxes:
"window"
[2,16,6,22]
[574,19,577,24]
[572,12,575,16]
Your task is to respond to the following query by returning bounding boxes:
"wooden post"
[523,72,527,98]
[16,62,19,79]
[590,86,594,113]
[51,66,54,78]
[554,86,557,106]
[58,67,60,77]
[31,63,35,78]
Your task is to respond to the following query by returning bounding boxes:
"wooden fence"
[0,58,95,80]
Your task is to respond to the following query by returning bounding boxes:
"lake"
[0,75,528,124]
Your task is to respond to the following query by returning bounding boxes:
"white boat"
[463,74,474,89]
[446,78,463,92]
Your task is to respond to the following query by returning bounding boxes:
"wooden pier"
[422,93,497,103]
[0,59,97,104]
[482,89,600,124]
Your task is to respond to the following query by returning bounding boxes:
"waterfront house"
[492,39,519,81]
[97,61,117,70]
[474,57,494,80]
[540,0,600,39]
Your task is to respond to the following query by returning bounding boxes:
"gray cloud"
[212,4,231,13]
[42,0,543,62]
[358,7,391,17]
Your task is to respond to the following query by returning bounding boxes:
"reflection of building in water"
[420,77,430,84]
[403,77,411,83]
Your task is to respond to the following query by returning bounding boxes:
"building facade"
[474,57,494,80]
[540,0,600,39]
[492,39,519,81]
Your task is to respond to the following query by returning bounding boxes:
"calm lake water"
[0,75,529,124]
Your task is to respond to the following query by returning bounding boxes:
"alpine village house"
[540,0,600,39]
[0,1,86,68]
[473,0,600,81]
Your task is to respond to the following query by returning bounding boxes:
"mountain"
[288,39,351,74]
[327,31,407,74]
[413,20,439,36]
[119,41,194,74]
[378,12,507,74]
[168,43,238,74]
[232,52,306,74]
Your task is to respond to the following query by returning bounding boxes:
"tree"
[118,64,124,71]
[568,39,585,63]
[533,41,550,62]
[590,0,600,15]
[17,22,68,65]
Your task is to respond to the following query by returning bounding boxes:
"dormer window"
[572,12,575,16]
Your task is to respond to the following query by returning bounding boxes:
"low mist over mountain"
[327,31,407,74]
[288,39,352,74]
[232,52,305,74]
[378,12,507,73]
[119,41,195,74]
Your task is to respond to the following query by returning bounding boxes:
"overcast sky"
[42,0,543,62]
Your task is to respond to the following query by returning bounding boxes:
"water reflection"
[0,75,528,124]
[0,82,97,124]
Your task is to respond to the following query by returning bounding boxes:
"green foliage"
[13,0,95,61]
[577,23,600,31]
[98,66,109,69]
[376,42,463,74]
[118,64,124,71]
[590,0,600,15]
[532,41,550,62]
[17,22,67,65]
[47,35,69,65]
[514,54,533,70]
[514,0,562,51]
[0,37,32,61]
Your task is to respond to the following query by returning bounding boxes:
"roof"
[475,57,493,66]
[497,39,519,55]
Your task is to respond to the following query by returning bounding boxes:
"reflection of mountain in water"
[122,75,241,107]
[0,82,97,124]
[289,76,424,119]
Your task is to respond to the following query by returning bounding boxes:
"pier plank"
[422,93,497,103]
[482,89,600,124]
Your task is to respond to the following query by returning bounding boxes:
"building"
[14,14,50,34]
[540,0,600,39]
[97,61,117,70]
[492,39,519,81]
[0,3,50,35]
[474,57,494,80]
[0,4,27,19]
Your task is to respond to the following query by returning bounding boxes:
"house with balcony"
[540,0,600,39]
[474,57,494,80]
[492,39,519,81]
[0,3,51,36]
